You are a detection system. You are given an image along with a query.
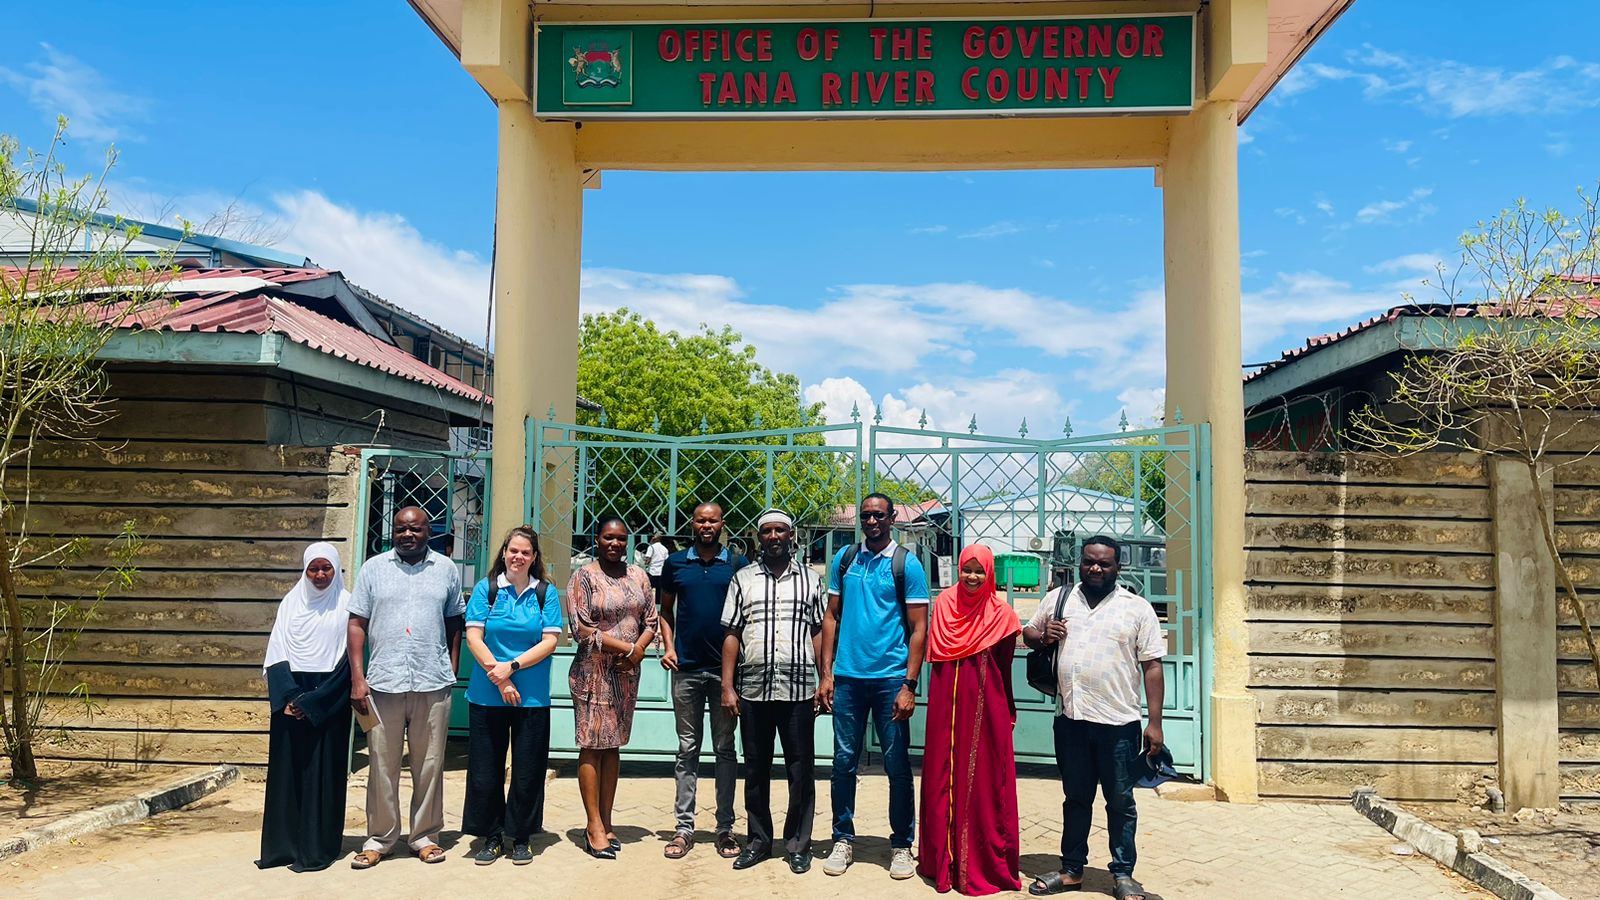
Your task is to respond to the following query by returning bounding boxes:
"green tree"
[572,310,852,538]
[1059,434,1168,530]
[1,122,158,781]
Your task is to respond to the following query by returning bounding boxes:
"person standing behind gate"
[720,508,824,875]
[816,492,929,880]
[1022,535,1165,900]
[461,526,565,865]
[645,533,673,594]
[347,506,465,869]
[657,502,747,860]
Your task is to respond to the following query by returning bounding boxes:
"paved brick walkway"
[0,760,1488,899]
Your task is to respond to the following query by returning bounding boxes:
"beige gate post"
[1164,97,1257,802]
[465,0,583,587]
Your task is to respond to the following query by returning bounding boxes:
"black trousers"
[463,704,551,843]
[740,699,815,856]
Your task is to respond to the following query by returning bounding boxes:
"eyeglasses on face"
[859,510,891,521]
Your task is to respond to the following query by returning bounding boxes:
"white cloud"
[1237,126,1255,145]
[958,221,1025,240]
[1364,253,1443,276]
[273,190,493,342]
[1276,44,1600,119]
[1382,138,1413,154]
[908,224,948,235]
[1355,187,1434,224]
[1313,197,1335,216]
[0,43,149,142]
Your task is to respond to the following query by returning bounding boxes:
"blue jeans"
[830,675,914,848]
[1054,716,1141,878]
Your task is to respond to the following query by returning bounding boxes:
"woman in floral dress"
[567,516,658,858]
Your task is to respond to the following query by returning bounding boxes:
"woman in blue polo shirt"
[462,525,565,865]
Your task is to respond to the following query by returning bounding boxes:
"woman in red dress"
[917,544,1022,895]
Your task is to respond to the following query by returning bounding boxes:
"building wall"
[1245,449,1600,801]
[1245,451,1500,800]
[8,367,451,765]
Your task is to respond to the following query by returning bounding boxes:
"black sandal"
[1114,876,1148,900]
[1029,871,1083,895]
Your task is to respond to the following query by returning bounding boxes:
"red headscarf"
[928,544,1021,662]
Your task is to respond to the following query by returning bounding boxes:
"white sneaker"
[889,847,916,880]
[822,841,853,876]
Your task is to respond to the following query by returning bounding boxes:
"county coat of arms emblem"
[561,32,632,105]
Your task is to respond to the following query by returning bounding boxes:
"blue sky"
[3,2,1598,436]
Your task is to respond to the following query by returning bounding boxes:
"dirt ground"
[1,760,197,835]
[1409,801,1600,900]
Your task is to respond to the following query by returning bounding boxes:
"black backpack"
[834,544,911,636]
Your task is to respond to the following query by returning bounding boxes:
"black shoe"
[474,840,505,866]
[608,837,622,852]
[581,840,617,860]
[510,842,533,865]
[732,845,772,870]
[786,851,812,874]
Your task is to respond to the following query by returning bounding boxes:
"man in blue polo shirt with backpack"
[817,492,930,880]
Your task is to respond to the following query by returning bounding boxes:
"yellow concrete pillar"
[489,101,582,592]
[1163,99,1258,801]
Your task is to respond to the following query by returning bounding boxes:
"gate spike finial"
[753,410,763,429]
[699,413,710,434]
[1018,417,1029,438]
[1173,407,1185,425]
[547,404,556,421]
[918,409,928,430]
[1118,409,1129,432]
[650,413,661,432]
[1062,415,1073,437]
[597,409,608,427]
[873,404,883,425]
[967,415,978,435]
[850,402,861,423]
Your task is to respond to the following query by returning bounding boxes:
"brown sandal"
[415,845,447,864]
[663,832,693,859]
[715,832,741,859]
[350,850,382,870]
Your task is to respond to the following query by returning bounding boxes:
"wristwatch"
[509,660,522,672]
[902,678,918,692]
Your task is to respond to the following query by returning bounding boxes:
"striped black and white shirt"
[720,558,824,703]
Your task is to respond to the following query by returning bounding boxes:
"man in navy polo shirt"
[658,501,748,860]
[817,492,930,880]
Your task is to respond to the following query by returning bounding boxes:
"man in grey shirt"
[347,506,465,869]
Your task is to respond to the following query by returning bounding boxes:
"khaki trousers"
[363,687,452,854]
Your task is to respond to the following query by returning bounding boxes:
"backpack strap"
[891,545,911,637]
[489,578,548,609]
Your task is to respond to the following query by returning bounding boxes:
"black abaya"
[256,657,352,872]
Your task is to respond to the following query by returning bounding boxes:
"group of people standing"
[254,496,1165,900]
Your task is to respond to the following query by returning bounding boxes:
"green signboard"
[535,14,1194,120]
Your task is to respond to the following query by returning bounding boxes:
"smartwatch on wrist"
[509,660,522,672]
[902,678,918,692]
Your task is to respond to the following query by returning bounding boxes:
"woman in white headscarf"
[256,542,353,873]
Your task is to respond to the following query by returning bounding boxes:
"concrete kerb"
[1350,788,1566,900]
[0,764,239,862]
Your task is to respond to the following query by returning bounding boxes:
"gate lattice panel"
[869,422,1211,777]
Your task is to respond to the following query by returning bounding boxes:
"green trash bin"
[993,553,1041,589]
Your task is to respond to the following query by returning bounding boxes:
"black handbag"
[1026,586,1068,696]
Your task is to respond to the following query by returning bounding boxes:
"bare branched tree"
[0,119,167,781]
[1352,187,1600,691]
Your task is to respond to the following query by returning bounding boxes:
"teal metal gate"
[522,415,1211,779]
[529,418,865,761]
[867,419,1211,778]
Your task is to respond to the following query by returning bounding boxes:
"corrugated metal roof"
[1245,294,1600,383]
[129,293,490,403]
